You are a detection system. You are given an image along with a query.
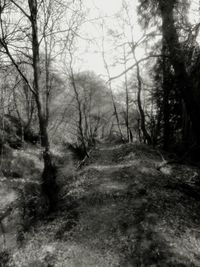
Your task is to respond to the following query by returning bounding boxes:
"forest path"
[11,143,200,266]
[55,143,200,266]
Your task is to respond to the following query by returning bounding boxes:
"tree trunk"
[123,45,130,142]
[28,0,57,210]
[136,63,152,145]
[70,69,89,158]
[162,42,170,150]
[101,32,124,142]
[159,0,200,145]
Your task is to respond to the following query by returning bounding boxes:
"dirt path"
[54,144,200,266]
[9,143,200,266]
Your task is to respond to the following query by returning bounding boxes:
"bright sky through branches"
[66,0,200,81]
[76,0,143,77]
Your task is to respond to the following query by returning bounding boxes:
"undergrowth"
[2,143,200,266]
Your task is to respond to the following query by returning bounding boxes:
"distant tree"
[101,23,124,142]
[99,0,161,144]
[67,71,114,153]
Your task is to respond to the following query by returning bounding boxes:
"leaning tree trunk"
[28,0,57,210]
[136,63,152,145]
[159,0,200,146]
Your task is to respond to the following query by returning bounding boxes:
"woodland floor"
[4,143,200,266]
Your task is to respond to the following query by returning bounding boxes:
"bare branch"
[108,54,165,81]
[10,0,30,20]
[0,39,36,95]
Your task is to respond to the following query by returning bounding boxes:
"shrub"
[63,142,86,160]
[0,250,10,267]
[17,182,48,241]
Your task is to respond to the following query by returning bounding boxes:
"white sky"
[89,0,123,15]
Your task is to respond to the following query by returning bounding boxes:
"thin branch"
[108,54,165,81]
[0,40,36,95]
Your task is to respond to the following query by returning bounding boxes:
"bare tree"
[101,23,124,142]
[0,0,73,209]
